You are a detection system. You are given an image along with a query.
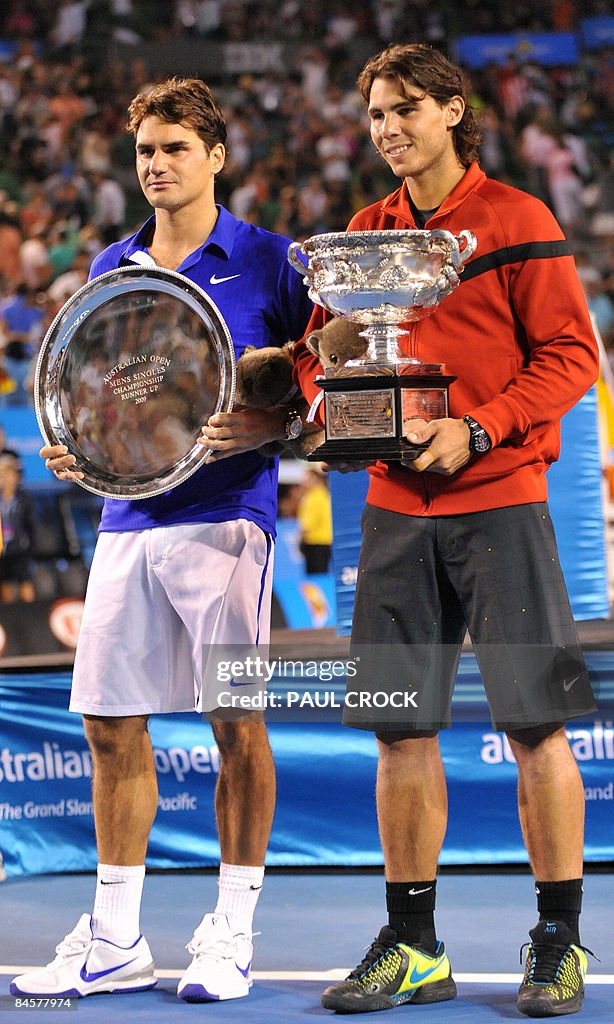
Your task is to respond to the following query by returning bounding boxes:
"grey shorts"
[345,502,596,733]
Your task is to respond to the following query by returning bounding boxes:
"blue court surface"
[1,870,612,1022]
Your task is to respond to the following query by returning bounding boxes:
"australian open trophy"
[288,228,477,462]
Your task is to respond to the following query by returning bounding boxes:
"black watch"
[284,408,303,441]
[463,415,492,454]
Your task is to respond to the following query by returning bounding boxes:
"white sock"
[92,863,145,946]
[214,862,264,936]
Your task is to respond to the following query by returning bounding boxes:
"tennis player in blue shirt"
[12,77,312,1004]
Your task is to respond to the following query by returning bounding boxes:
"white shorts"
[70,520,274,716]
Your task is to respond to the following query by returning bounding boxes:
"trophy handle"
[287,241,311,279]
[428,229,477,273]
[457,230,477,265]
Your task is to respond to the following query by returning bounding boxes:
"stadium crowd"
[1,0,614,406]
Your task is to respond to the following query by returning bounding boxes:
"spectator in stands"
[0,423,22,465]
[298,44,328,98]
[277,478,304,519]
[497,52,532,123]
[47,248,91,307]
[19,186,54,238]
[89,169,127,245]
[80,114,113,175]
[315,126,353,187]
[0,454,35,602]
[49,0,88,57]
[0,283,45,404]
[519,105,557,206]
[589,151,614,243]
[299,172,330,227]
[3,2,38,40]
[49,78,87,143]
[0,202,23,290]
[47,175,90,230]
[19,225,52,291]
[544,128,585,236]
[175,0,223,38]
[297,464,333,574]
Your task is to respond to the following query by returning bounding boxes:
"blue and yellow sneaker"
[517,920,596,1017]
[321,925,456,1014]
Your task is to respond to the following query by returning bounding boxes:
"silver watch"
[284,408,303,441]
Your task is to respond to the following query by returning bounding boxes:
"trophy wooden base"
[307,436,430,463]
[307,367,456,464]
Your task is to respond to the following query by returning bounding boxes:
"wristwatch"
[463,415,492,454]
[284,408,303,441]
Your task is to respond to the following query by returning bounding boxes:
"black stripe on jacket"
[461,240,573,283]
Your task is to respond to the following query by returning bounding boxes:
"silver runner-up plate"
[35,265,236,499]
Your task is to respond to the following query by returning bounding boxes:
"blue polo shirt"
[91,206,312,537]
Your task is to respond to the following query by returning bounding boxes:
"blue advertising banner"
[0,658,613,877]
[455,32,578,69]
[330,387,609,635]
[581,16,614,50]
[273,575,337,629]
[272,519,337,629]
[548,388,609,620]
[329,470,368,636]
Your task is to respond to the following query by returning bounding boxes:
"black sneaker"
[517,920,596,1018]
[321,925,456,1014]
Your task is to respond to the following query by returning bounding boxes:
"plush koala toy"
[234,341,323,458]
[305,317,368,369]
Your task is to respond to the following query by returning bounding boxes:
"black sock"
[535,879,583,943]
[386,880,437,953]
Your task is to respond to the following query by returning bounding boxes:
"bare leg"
[210,716,276,865]
[83,715,158,865]
[376,732,447,880]
[507,725,584,880]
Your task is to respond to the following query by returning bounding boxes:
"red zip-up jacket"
[293,163,599,516]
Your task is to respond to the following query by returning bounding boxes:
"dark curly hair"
[357,44,481,166]
[126,76,227,153]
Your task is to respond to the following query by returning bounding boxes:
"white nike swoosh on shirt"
[210,273,241,284]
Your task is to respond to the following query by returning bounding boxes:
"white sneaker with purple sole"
[177,913,253,1002]
[10,914,157,997]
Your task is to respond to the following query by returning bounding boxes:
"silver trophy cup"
[35,266,236,499]
[288,228,477,462]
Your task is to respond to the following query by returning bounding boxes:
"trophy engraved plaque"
[288,228,477,462]
[328,389,395,439]
[35,265,236,498]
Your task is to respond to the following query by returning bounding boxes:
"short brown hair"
[126,76,227,152]
[358,44,481,166]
